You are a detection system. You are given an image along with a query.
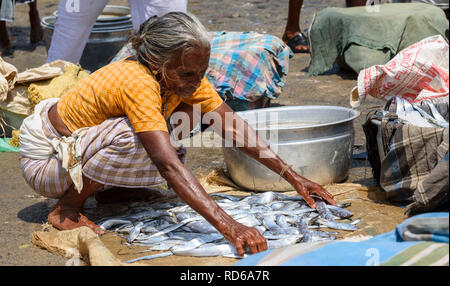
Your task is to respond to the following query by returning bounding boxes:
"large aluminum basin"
[222,105,360,191]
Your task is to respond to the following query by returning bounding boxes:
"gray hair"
[130,12,210,77]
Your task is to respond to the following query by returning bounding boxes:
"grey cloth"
[308,3,449,75]
[397,215,449,242]
[363,100,449,215]
[0,0,15,22]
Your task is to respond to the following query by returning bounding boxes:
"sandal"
[284,32,310,53]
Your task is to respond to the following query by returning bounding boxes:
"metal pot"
[41,5,133,72]
[222,105,360,191]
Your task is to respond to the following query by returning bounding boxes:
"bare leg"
[346,0,367,7]
[28,1,43,43]
[48,175,105,234]
[282,0,309,53]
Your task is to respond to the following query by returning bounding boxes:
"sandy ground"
[0,0,394,266]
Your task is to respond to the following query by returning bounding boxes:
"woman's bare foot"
[47,176,104,234]
[48,204,105,235]
[94,187,164,204]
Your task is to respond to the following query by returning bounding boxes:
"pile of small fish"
[97,191,360,263]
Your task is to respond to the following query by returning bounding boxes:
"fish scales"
[100,191,362,260]
[315,200,335,221]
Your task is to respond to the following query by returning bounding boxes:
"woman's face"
[161,45,210,99]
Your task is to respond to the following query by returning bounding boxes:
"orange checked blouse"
[57,59,223,133]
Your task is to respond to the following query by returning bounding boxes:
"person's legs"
[346,0,367,7]
[48,175,105,234]
[0,20,11,53]
[46,0,108,63]
[282,0,309,53]
[28,0,43,43]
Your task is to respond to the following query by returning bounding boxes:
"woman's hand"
[220,220,268,257]
[138,130,268,256]
[293,177,337,208]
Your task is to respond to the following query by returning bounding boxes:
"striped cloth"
[20,101,185,198]
[235,212,449,266]
[111,31,293,111]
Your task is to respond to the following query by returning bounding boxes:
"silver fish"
[278,201,301,212]
[311,236,336,242]
[263,232,301,240]
[127,209,163,221]
[275,215,290,229]
[275,193,305,202]
[315,200,335,221]
[248,192,275,205]
[235,213,261,228]
[327,205,354,219]
[148,216,202,238]
[150,202,175,209]
[146,240,185,251]
[267,237,302,249]
[128,222,145,243]
[102,189,363,260]
[122,251,173,263]
[350,218,361,225]
[171,233,223,252]
[133,235,169,245]
[99,219,132,231]
[297,218,312,243]
[268,201,285,211]
[210,193,245,202]
[310,230,335,238]
[254,225,266,234]
[185,220,220,234]
[317,218,358,231]
[172,243,242,257]
[174,212,197,221]
[256,214,286,235]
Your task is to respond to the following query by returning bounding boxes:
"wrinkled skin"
[47,43,336,256]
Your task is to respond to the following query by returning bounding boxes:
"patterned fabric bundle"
[205,31,292,111]
[363,101,449,215]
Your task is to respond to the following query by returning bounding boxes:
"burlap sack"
[0,56,18,102]
[31,226,122,266]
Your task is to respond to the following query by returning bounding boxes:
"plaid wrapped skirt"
[20,102,185,198]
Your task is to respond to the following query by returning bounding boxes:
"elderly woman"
[19,12,336,256]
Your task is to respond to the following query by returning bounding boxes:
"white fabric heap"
[19,98,87,193]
